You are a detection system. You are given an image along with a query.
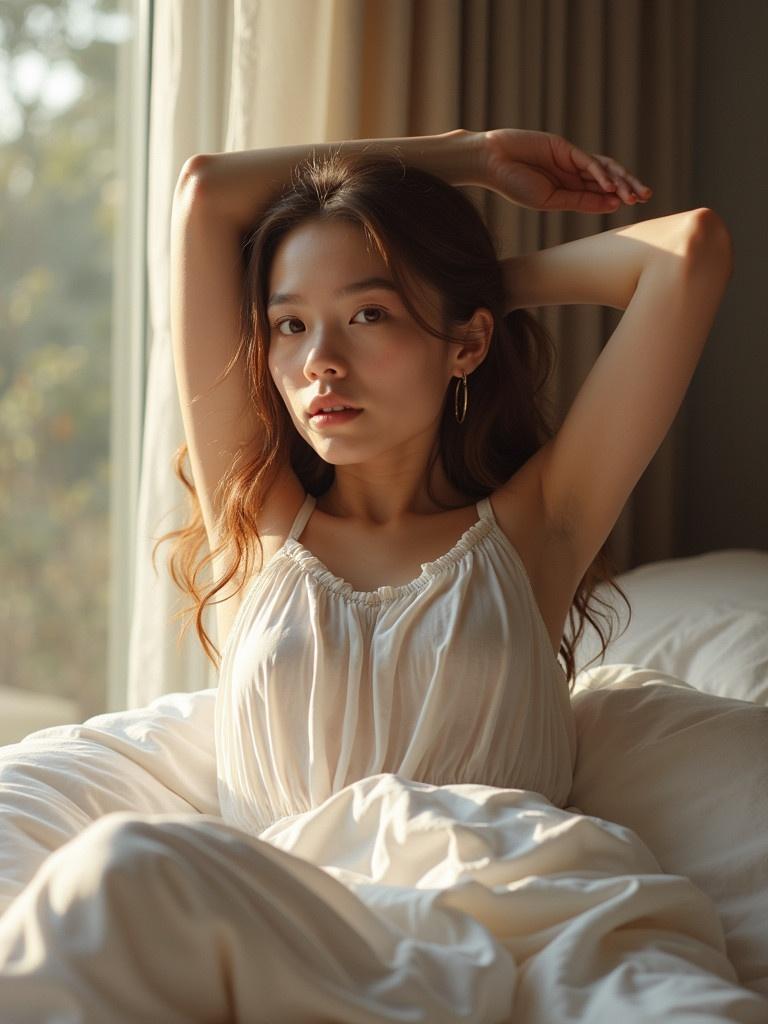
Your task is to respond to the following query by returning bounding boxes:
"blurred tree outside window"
[0,0,134,742]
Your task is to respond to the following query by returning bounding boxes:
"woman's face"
[266,217,459,467]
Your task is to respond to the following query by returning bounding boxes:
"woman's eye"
[274,317,304,335]
[352,306,386,324]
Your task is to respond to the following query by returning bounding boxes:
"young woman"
[165,128,730,689]
[0,130,754,1023]
[163,125,732,828]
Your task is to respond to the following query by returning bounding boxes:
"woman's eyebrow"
[267,276,398,309]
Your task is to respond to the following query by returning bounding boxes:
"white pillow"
[573,550,768,704]
[567,662,768,997]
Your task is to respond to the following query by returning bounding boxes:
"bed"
[0,547,766,1020]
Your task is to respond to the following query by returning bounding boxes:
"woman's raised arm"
[181,129,485,233]
[185,125,646,233]
[501,209,723,313]
[518,208,732,591]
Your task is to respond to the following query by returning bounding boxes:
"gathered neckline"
[220,499,496,667]
[219,491,567,678]
[280,509,496,607]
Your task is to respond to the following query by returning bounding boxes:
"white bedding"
[0,549,766,1020]
[576,548,768,705]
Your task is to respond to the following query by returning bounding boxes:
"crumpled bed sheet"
[0,664,766,1022]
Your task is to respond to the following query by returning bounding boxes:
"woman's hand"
[481,128,652,214]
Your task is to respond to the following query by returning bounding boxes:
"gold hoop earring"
[454,371,468,424]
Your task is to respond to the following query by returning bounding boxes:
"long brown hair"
[153,148,630,691]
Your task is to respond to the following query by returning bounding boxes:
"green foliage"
[1,0,130,718]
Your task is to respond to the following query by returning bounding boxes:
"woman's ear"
[458,307,495,368]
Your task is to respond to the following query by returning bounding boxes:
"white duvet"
[1,662,767,1022]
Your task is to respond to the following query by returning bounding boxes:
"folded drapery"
[0,666,766,1021]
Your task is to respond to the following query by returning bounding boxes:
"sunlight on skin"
[266,218,494,524]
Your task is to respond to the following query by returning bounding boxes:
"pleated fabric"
[216,491,577,837]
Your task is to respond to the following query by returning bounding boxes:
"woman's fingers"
[570,146,622,191]
[556,170,648,206]
[579,166,652,203]
[548,133,652,203]
[583,154,652,201]
[563,168,651,204]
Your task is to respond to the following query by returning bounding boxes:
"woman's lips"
[310,409,363,426]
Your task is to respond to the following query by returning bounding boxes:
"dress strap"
[475,495,494,523]
[288,492,317,540]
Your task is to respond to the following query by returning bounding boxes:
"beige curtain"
[128,0,697,707]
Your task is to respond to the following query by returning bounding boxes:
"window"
[0,0,148,743]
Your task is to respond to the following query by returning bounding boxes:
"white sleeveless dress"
[215,491,578,836]
[1,494,762,1022]
[200,494,767,1020]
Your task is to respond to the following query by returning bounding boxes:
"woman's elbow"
[687,208,735,277]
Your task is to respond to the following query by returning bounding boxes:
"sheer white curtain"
[127,0,233,707]
[127,0,696,708]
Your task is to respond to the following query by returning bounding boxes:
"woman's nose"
[303,329,347,378]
